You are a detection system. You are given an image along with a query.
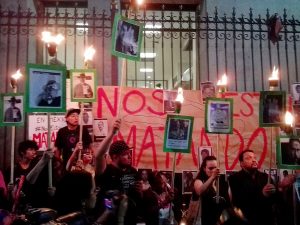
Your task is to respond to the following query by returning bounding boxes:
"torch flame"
[84,46,96,62]
[217,74,228,86]
[11,69,22,81]
[175,87,184,103]
[285,111,294,126]
[41,31,64,45]
[136,0,144,5]
[269,66,279,81]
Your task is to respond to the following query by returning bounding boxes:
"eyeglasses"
[207,166,217,170]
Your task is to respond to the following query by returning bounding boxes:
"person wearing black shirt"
[54,108,93,167]
[228,149,277,225]
[93,119,143,225]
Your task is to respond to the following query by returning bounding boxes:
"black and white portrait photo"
[112,14,143,61]
[292,83,300,105]
[26,64,66,113]
[1,94,24,126]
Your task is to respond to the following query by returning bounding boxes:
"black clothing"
[191,175,230,225]
[38,96,61,107]
[228,169,276,225]
[55,126,92,166]
[95,164,140,225]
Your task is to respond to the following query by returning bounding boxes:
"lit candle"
[268,66,279,90]
[84,46,96,69]
[216,74,228,93]
[285,111,294,127]
[175,87,184,114]
[41,31,64,56]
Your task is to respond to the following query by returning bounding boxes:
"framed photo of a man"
[291,83,300,105]
[70,69,97,102]
[201,81,216,103]
[111,14,143,61]
[0,94,25,126]
[259,91,286,127]
[205,98,233,134]
[198,146,212,167]
[182,171,197,194]
[276,136,300,169]
[163,90,177,113]
[26,64,66,113]
[163,114,194,153]
[93,118,108,142]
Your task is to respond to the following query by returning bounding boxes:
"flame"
[41,31,64,45]
[11,69,22,80]
[84,46,96,62]
[269,66,279,80]
[175,87,184,103]
[217,74,228,86]
[285,111,294,126]
[136,0,144,5]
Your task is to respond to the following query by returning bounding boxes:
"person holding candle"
[187,156,229,225]
[228,149,277,225]
[54,108,93,167]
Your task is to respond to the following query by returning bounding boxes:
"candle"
[41,31,64,57]
[84,46,96,69]
[175,87,184,114]
[268,66,279,90]
[216,74,228,93]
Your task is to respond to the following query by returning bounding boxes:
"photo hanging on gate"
[276,136,300,170]
[111,14,143,61]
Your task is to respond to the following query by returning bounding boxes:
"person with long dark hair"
[188,156,230,225]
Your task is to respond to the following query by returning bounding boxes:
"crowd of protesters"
[0,108,299,225]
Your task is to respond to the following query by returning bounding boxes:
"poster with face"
[93,118,108,142]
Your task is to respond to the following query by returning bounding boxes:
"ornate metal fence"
[1,4,300,167]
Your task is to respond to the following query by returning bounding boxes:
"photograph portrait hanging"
[93,118,108,142]
[205,98,233,134]
[0,93,25,126]
[163,114,194,153]
[182,171,197,194]
[163,90,177,113]
[111,14,143,61]
[291,82,300,105]
[276,136,300,170]
[198,146,212,167]
[201,81,216,103]
[26,64,66,113]
[259,91,286,127]
[70,69,97,102]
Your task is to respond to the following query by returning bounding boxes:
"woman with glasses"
[188,156,230,225]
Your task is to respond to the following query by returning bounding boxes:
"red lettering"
[127,125,137,166]
[123,90,145,114]
[225,128,244,170]
[32,133,42,148]
[147,89,165,116]
[190,142,199,167]
[240,93,254,117]
[200,128,212,146]
[41,133,47,148]
[97,87,118,118]
[136,126,158,169]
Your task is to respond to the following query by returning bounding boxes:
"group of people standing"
[0,107,298,225]
[187,150,297,225]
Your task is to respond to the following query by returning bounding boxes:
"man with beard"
[228,149,277,225]
[94,119,143,225]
